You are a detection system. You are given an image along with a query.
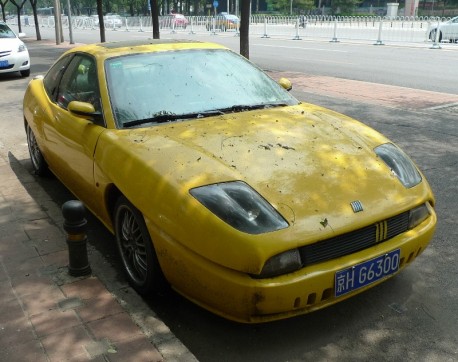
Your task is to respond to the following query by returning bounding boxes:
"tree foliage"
[268,0,314,14]
[330,0,362,15]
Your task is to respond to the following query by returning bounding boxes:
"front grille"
[299,211,410,266]
[0,50,12,58]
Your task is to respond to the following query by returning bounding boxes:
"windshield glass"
[0,24,16,38]
[105,48,298,128]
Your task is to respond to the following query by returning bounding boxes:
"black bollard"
[62,200,92,277]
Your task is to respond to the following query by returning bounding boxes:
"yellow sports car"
[23,40,436,323]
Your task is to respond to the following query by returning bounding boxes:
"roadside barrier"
[8,15,458,49]
[374,20,384,45]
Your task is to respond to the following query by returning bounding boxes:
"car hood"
[0,37,23,51]
[100,103,432,272]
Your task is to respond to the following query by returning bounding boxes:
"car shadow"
[7,151,125,286]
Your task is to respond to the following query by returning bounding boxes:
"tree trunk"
[1,0,8,21]
[97,0,105,42]
[29,0,42,40]
[240,0,250,58]
[151,0,160,39]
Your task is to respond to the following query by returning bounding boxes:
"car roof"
[64,39,227,60]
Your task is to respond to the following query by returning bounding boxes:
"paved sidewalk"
[269,71,458,111]
[0,154,196,361]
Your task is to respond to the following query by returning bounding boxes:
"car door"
[43,53,106,209]
[443,18,458,38]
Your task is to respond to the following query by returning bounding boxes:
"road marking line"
[253,43,349,53]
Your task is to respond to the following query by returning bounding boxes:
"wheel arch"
[112,191,169,293]
[105,184,123,228]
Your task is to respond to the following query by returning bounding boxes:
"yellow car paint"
[23,40,436,323]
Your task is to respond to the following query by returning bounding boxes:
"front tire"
[114,196,166,295]
[20,69,30,77]
[430,29,442,42]
[25,122,48,176]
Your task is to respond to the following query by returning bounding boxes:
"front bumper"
[0,51,30,74]
[150,208,436,323]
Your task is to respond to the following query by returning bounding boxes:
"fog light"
[409,203,430,229]
[256,249,302,278]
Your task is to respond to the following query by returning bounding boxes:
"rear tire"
[114,196,167,295]
[25,122,48,176]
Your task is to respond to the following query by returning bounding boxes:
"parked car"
[23,40,436,323]
[429,16,458,42]
[104,14,123,28]
[160,13,189,29]
[0,21,30,77]
[90,15,100,27]
[207,12,239,31]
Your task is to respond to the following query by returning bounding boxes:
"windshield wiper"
[121,103,289,128]
[122,110,225,128]
[215,103,289,114]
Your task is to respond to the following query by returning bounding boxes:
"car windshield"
[0,24,16,38]
[105,48,298,128]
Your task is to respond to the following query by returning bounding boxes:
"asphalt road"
[15,23,458,94]
[0,33,457,362]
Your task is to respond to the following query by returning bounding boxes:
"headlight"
[190,181,289,234]
[18,44,26,52]
[409,203,430,229]
[255,249,302,278]
[375,143,422,188]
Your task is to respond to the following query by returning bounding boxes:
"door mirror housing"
[278,77,292,91]
[68,101,103,122]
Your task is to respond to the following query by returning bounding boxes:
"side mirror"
[68,101,102,122]
[278,78,292,91]
[18,32,26,38]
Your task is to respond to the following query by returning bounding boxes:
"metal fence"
[9,15,458,47]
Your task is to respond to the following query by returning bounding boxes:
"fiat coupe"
[23,40,436,323]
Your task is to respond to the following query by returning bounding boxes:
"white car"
[0,21,30,77]
[104,14,123,28]
[429,16,458,43]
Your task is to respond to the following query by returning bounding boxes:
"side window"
[43,55,73,101]
[56,55,101,113]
